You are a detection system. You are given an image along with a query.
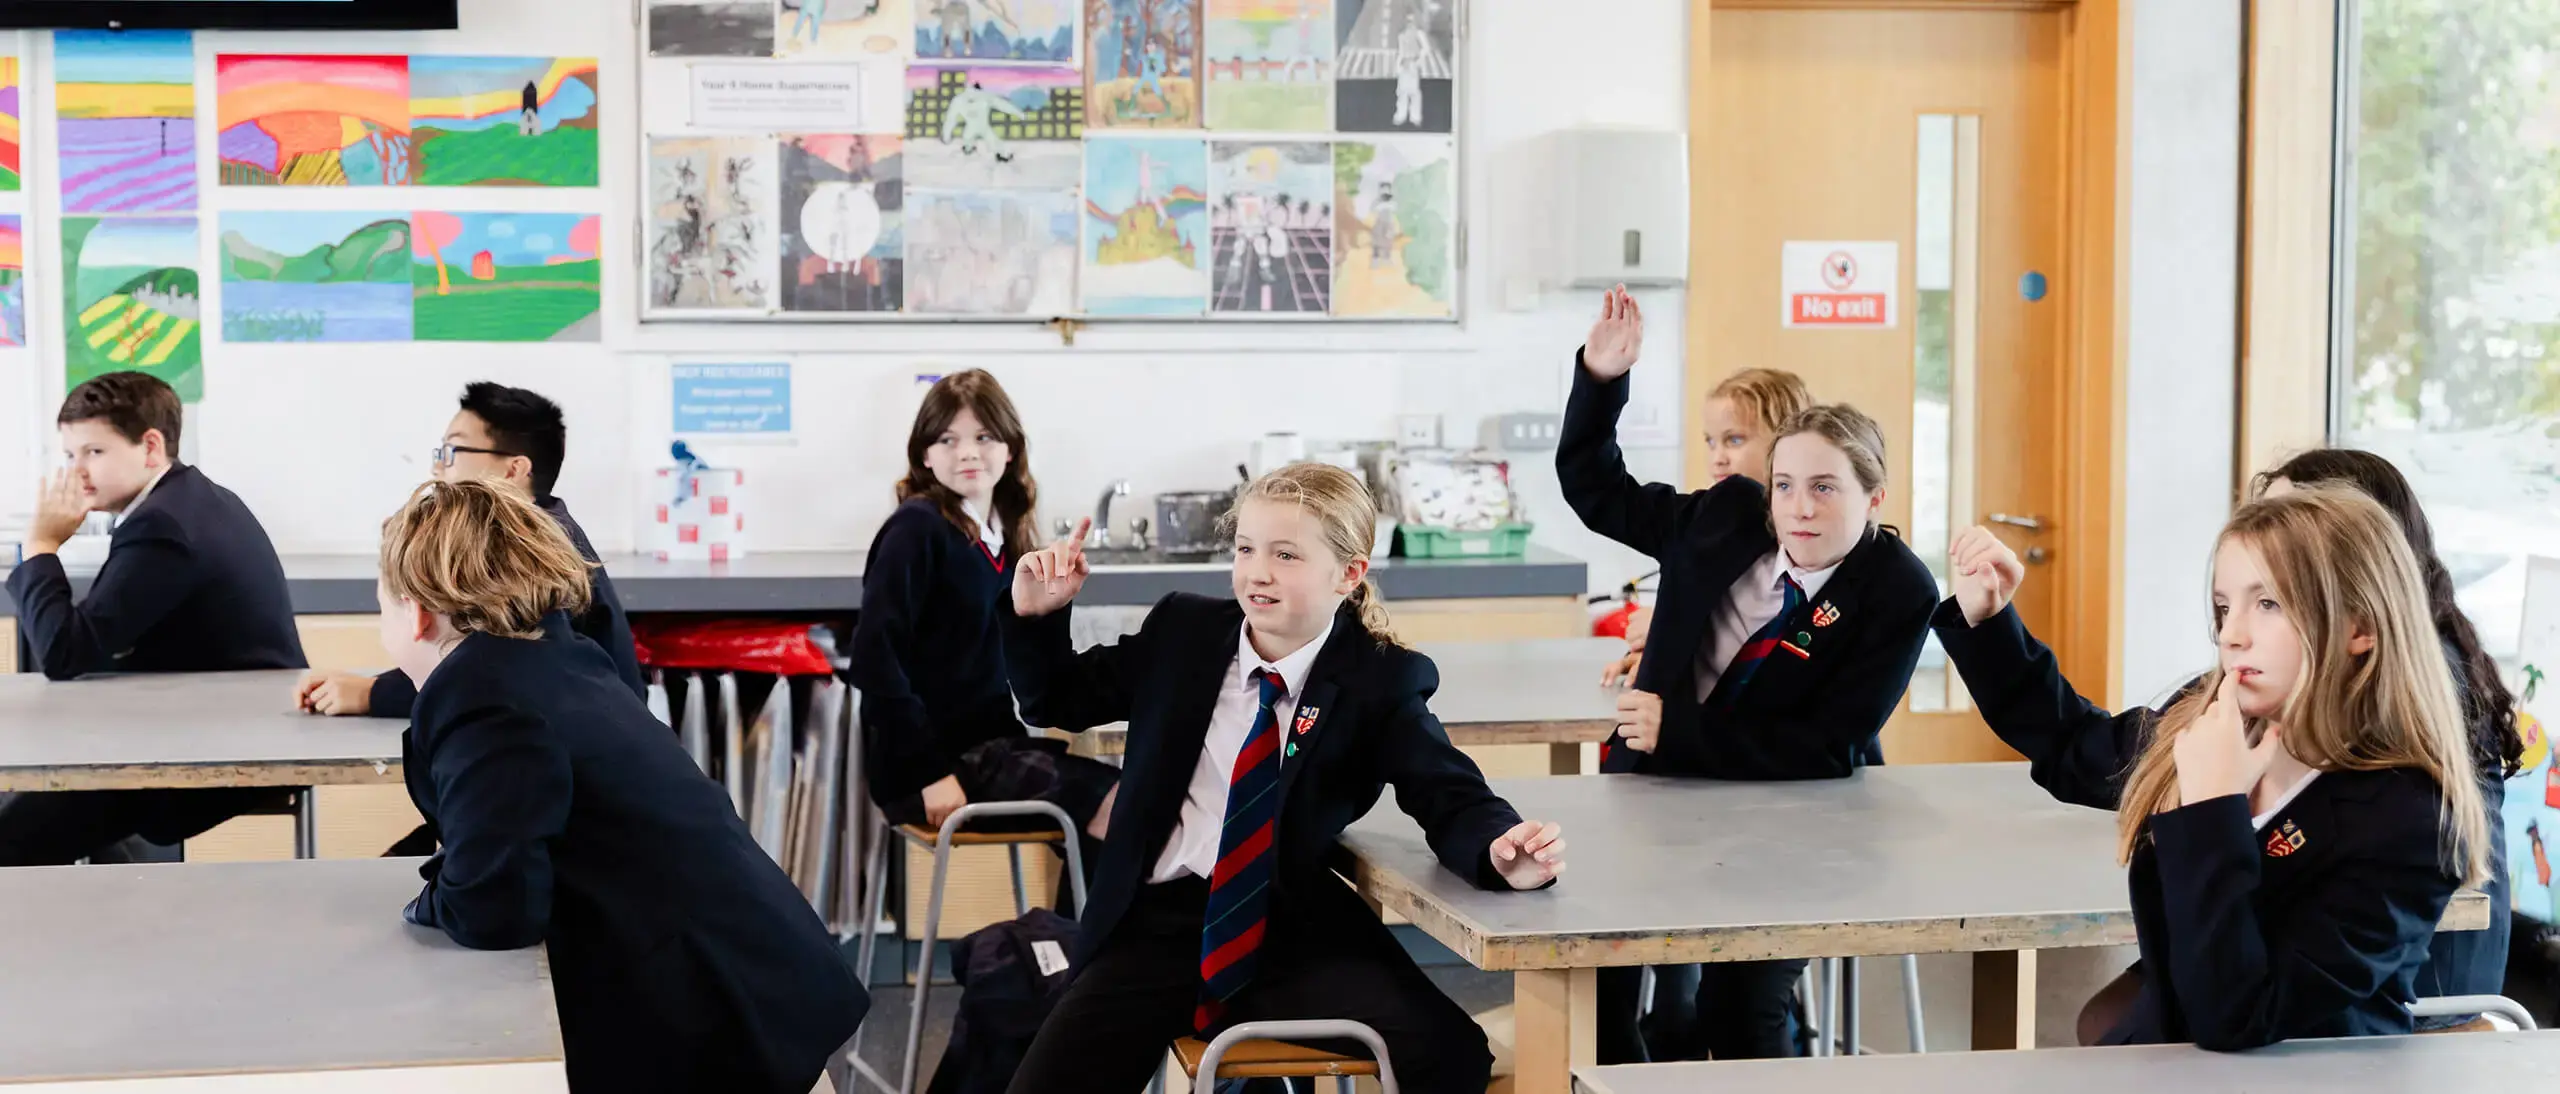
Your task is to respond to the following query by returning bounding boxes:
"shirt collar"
[1755,548,1845,602]
[112,465,173,529]
[1236,614,1336,702]
[959,498,1005,556]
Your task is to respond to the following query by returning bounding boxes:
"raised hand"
[1949,525,2028,627]
[1490,819,1566,889]
[1011,516,1092,618]
[29,469,91,554]
[1581,284,1644,380]
[2172,672,2281,807]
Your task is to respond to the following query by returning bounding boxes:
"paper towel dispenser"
[1554,128,1689,288]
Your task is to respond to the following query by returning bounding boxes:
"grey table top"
[2,545,1589,617]
[0,858,563,1083]
[1340,765,2490,970]
[1573,1032,2560,1093]
[0,670,404,790]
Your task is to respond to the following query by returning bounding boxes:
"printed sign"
[689,63,867,131]
[673,362,791,435]
[1782,241,1898,328]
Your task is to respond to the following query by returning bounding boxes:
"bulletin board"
[634,0,1467,324]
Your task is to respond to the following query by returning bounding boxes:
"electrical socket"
[1397,414,1442,449]
[1488,412,1564,451]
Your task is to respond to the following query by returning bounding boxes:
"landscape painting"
[215,54,411,186]
[1332,136,1451,316]
[1209,140,1330,313]
[905,65,1083,190]
[906,188,1078,314]
[649,135,775,311]
[0,57,20,191]
[412,212,602,341]
[1086,0,1201,129]
[1334,0,1453,133]
[1081,136,1206,316]
[220,211,414,342]
[56,30,198,213]
[780,134,903,313]
[409,57,601,187]
[777,0,910,58]
[62,216,203,401]
[1204,0,1331,132]
[0,216,23,346]
[916,0,1077,63]
[648,0,778,56]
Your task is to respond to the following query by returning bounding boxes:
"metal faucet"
[1093,480,1130,548]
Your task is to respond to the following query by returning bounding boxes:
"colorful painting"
[649,135,775,311]
[917,0,1078,63]
[1081,136,1206,316]
[215,54,410,186]
[220,211,414,342]
[1204,0,1331,132]
[409,57,600,187]
[0,216,23,346]
[56,30,198,213]
[778,0,912,57]
[1332,136,1450,316]
[649,0,779,57]
[411,212,602,341]
[2512,560,2560,926]
[906,65,1083,190]
[1335,0,1452,133]
[1210,141,1330,312]
[780,134,903,312]
[0,57,21,191]
[62,217,202,401]
[1086,0,1201,129]
[906,188,1078,314]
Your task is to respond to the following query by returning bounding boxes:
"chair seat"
[1172,1036,1378,1079]
[893,823,1066,847]
[2420,1017,2500,1035]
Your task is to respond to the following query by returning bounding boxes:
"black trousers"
[1598,959,1810,1062]
[1005,878,1493,1094]
[0,787,292,867]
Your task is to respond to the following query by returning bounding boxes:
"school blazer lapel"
[1274,610,1365,811]
[1740,544,1877,700]
[1139,600,1249,862]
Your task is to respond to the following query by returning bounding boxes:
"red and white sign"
[1782,241,1898,329]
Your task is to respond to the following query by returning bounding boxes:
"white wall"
[0,0,1692,601]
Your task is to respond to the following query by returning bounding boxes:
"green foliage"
[1398,159,1453,299]
[413,125,599,187]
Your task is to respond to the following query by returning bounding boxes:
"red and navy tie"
[1195,667,1287,1031]
[1717,574,1805,705]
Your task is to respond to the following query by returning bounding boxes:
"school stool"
[845,800,1090,1094]
[2411,994,2539,1032]
[236,790,320,859]
[1803,955,1926,1056]
[1166,1020,1401,1094]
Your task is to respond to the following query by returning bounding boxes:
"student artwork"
[904,65,1084,190]
[1334,0,1452,133]
[409,57,601,187]
[1331,136,1451,317]
[61,216,203,401]
[916,0,1078,63]
[0,55,20,191]
[1086,0,1202,129]
[0,216,22,346]
[411,212,602,341]
[215,54,412,186]
[1204,0,1333,132]
[2513,559,2560,925]
[219,211,415,342]
[649,135,777,311]
[778,0,913,57]
[649,0,780,57]
[904,188,1078,314]
[55,30,198,213]
[779,134,903,312]
[1209,141,1330,314]
[1081,136,1207,316]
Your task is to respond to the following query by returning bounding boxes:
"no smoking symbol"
[1821,251,1857,291]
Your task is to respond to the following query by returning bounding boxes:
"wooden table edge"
[0,760,406,792]
[1065,719,1615,757]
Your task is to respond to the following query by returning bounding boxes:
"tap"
[1093,480,1130,548]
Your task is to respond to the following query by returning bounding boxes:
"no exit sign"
[1782,241,1898,329]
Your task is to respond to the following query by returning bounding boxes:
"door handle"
[1986,513,2047,533]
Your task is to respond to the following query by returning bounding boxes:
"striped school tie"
[1195,667,1287,1031]
[1717,573,1806,705]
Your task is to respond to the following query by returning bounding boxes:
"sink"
[1082,546,1229,567]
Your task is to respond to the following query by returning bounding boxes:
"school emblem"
[1293,708,1319,736]
[1812,602,1841,628]
[2265,819,2306,858]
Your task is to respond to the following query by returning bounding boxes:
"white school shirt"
[2251,769,2322,831]
[1149,617,1336,884]
[959,498,1006,560]
[1692,549,1844,703]
[110,466,172,531]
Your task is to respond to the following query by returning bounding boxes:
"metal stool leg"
[1822,959,1842,1057]
[1009,843,1029,917]
[1842,958,1862,1056]
[854,821,891,990]
[1637,965,1657,1016]
[1191,1021,1399,1094]
[1901,954,1926,1052]
[294,789,317,860]
[891,802,1090,1094]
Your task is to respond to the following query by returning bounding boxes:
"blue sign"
[2019,271,2049,302]
[673,363,791,435]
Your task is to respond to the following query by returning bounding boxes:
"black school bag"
[924,909,1080,1094]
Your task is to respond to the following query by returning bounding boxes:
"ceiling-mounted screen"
[0,0,458,30]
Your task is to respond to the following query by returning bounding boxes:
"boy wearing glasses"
[296,382,644,721]
[0,372,305,865]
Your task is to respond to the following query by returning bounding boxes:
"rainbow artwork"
[407,56,600,187]
[56,30,198,213]
[0,215,23,346]
[216,54,412,186]
[0,56,21,191]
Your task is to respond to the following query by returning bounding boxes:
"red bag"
[631,619,833,677]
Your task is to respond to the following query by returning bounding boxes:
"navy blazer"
[1004,593,1529,965]
[367,494,640,717]
[849,495,1025,805]
[4,463,303,678]
[1557,358,1937,779]
[403,613,864,1092]
[1934,601,2465,1049]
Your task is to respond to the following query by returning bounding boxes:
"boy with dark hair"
[0,371,305,865]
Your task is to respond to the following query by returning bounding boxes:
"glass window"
[2336,0,2560,660]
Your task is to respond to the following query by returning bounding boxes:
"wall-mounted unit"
[1553,127,1689,288]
